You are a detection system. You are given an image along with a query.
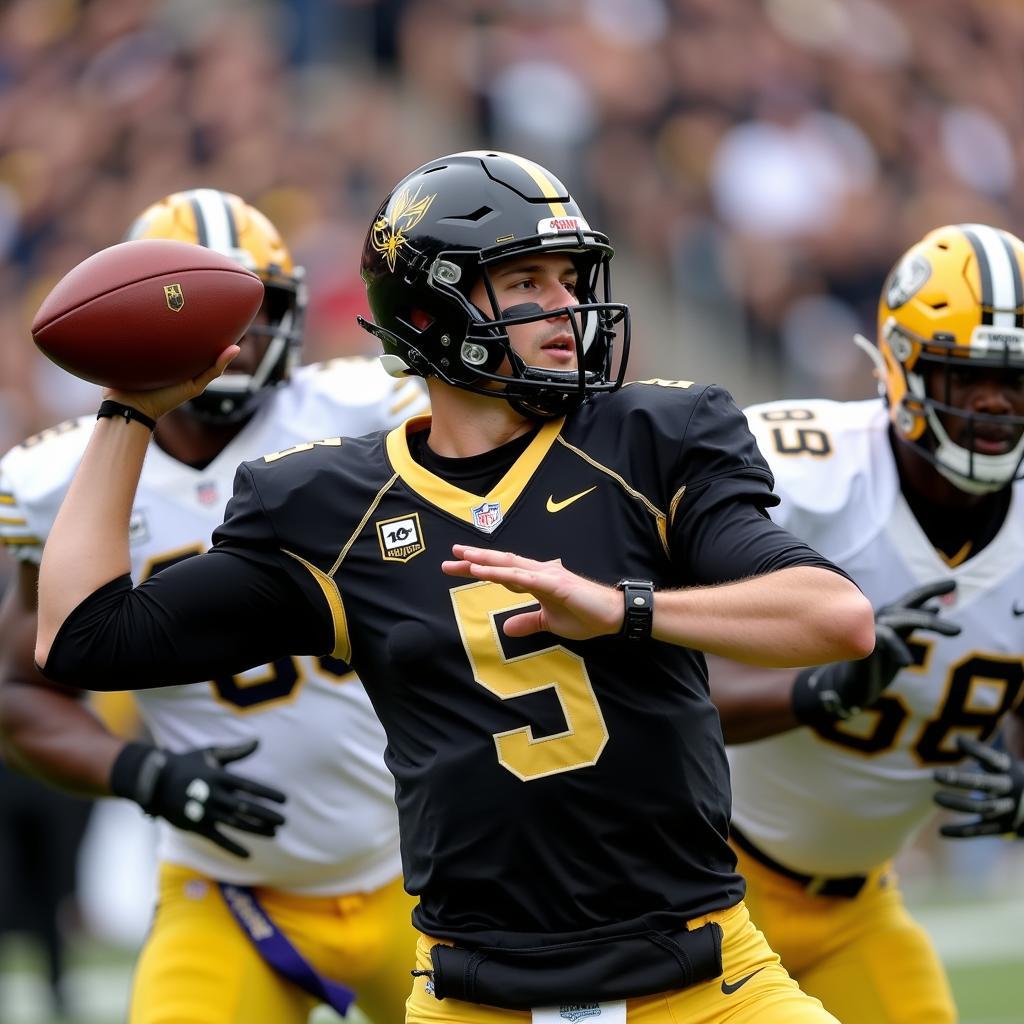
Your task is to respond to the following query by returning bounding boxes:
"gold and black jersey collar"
[385,414,564,524]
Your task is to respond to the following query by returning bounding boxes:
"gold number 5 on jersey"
[450,580,609,781]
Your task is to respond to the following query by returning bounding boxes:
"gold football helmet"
[126,188,307,422]
[874,223,1024,493]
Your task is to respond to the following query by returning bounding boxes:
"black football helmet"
[357,151,630,419]
[126,188,307,424]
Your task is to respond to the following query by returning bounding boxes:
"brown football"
[31,239,264,390]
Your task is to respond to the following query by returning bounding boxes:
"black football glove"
[933,735,1024,838]
[110,738,287,857]
[792,579,961,728]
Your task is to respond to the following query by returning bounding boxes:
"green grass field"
[1,890,1020,1023]
[908,890,1023,1024]
[946,961,1022,1024]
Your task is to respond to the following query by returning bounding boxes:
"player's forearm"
[36,416,149,666]
[705,656,801,743]
[653,566,874,668]
[0,680,121,795]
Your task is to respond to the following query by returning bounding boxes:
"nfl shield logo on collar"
[471,500,502,533]
[196,481,219,506]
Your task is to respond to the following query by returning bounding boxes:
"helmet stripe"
[187,188,236,255]
[501,153,568,218]
[960,224,993,324]
[960,223,1019,327]
[187,196,208,247]
[225,194,240,249]
[998,229,1024,328]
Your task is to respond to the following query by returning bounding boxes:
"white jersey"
[728,397,1024,875]
[0,359,429,895]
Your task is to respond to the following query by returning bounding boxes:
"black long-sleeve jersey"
[45,381,846,946]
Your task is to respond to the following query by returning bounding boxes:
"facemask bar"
[430,233,629,415]
[468,300,628,410]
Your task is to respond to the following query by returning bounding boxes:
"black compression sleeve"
[673,497,854,586]
[41,548,333,690]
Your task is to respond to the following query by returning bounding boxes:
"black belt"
[731,825,869,899]
[421,921,723,1009]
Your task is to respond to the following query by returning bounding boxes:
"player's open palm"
[442,545,622,640]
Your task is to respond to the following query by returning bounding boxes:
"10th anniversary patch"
[376,512,425,562]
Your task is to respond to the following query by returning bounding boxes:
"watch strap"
[616,579,655,640]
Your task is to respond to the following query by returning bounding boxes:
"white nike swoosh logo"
[546,487,596,513]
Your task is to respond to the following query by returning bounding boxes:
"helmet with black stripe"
[875,223,1024,493]
[126,189,307,423]
[357,151,630,419]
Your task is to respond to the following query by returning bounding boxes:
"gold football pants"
[406,901,839,1023]
[734,843,957,1024]
[130,862,418,1024]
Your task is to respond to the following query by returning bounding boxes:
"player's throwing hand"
[104,344,240,424]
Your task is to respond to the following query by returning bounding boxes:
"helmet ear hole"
[890,331,913,363]
[896,407,916,435]
[409,309,434,331]
[461,341,491,367]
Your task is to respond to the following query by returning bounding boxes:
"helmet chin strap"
[903,367,1023,493]
[926,405,1024,494]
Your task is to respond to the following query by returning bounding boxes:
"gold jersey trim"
[283,550,351,663]
[332,473,401,575]
[668,485,687,530]
[385,415,564,524]
[555,435,670,558]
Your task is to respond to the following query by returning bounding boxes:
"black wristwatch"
[615,579,655,640]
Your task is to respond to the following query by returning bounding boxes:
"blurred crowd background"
[4,0,1024,448]
[1,0,1023,1018]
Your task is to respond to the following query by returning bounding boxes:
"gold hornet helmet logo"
[164,283,184,311]
[371,185,436,272]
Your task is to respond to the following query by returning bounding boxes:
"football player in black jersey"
[35,151,874,1023]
